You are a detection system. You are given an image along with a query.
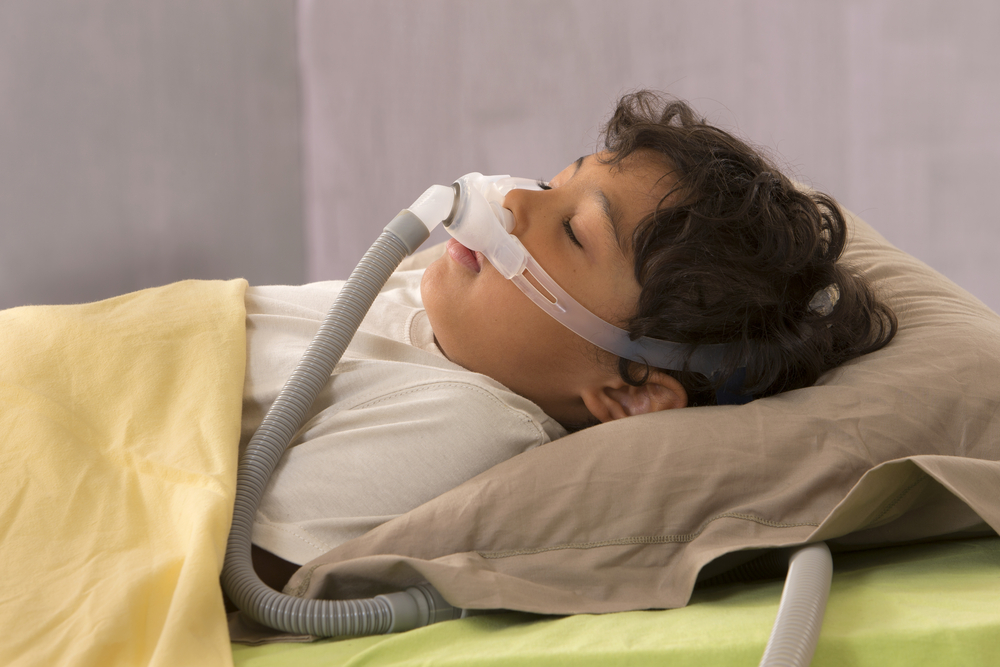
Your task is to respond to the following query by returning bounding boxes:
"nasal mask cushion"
[421,173,725,379]
[442,173,532,279]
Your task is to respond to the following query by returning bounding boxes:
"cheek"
[420,259,517,361]
[421,259,583,377]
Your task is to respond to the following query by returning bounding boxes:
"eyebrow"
[596,189,629,263]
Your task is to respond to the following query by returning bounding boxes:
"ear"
[580,370,688,423]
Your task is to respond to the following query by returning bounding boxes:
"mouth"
[446,238,482,273]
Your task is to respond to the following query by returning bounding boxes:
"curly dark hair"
[601,91,897,405]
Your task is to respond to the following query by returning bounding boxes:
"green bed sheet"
[232,536,1000,666]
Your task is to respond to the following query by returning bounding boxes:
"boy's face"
[420,151,675,427]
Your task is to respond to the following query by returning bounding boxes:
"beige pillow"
[285,207,1000,614]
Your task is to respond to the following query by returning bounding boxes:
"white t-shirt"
[241,270,567,565]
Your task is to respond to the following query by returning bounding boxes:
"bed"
[2,202,998,666]
[231,536,1000,666]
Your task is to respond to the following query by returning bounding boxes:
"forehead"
[561,152,675,208]
[600,150,676,193]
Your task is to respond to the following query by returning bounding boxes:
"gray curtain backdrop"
[2,1,997,314]
[0,1,305,308]
[300,0,999,313]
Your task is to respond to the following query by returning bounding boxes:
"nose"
[502,187,535,237]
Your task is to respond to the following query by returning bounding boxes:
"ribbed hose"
[758,542,833,667]
[221,230,409,636]
[220,209,834,653]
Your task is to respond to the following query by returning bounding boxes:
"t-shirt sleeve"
[251,379,551,565]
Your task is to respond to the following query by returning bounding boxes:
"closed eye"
[562,219,583,248]
[535,180,581,248]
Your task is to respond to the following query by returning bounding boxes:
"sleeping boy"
[238,90,897,590]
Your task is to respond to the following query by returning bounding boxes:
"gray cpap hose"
[758,542,833,667]
[220,195,835,653]
[221,210,462,636]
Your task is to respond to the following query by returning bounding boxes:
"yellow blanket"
[0,280,247,667]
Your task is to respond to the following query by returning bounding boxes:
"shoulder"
[244,270,423,320]
[326,372,565,452]
[244,281,345,319]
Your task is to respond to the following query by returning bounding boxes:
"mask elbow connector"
[385,184,458,256]
[408,184,458,233]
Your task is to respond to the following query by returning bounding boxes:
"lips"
[446,238,481,273]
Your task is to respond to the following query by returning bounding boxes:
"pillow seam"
[476,512,820,559]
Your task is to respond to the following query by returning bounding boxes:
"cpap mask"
[410,173,725,377]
